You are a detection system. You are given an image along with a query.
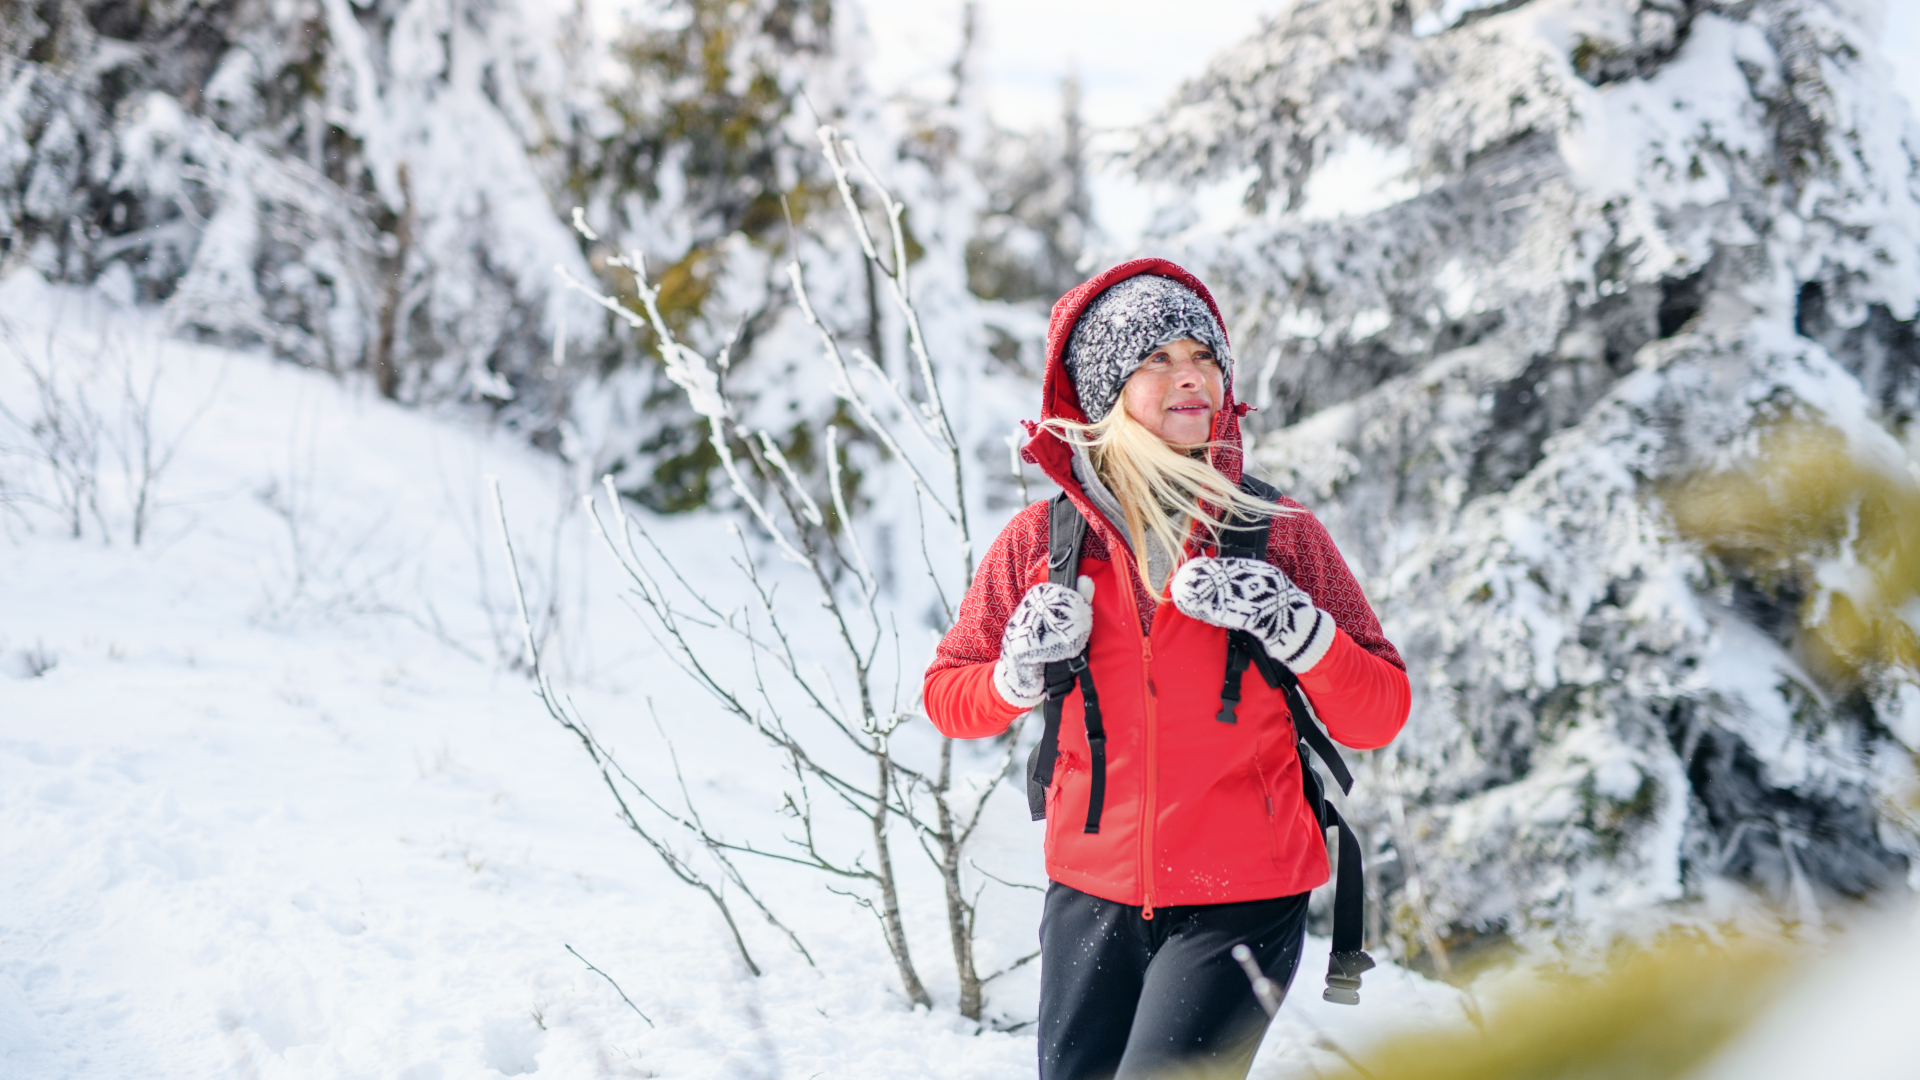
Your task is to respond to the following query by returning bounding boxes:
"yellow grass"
[1664,420,1920,681]
[1314,933,1796,1080]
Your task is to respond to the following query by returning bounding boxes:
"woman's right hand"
[992,580,1095,709]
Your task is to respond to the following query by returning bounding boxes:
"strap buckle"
[1322,951,1375,1005]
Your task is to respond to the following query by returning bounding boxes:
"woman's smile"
[1120,337,1224,448]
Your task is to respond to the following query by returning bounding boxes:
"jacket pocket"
[1251,754,1281,866]
[1043,756,1075,845]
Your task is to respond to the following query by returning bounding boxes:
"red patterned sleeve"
[922,501,1053,739]
[1266,500,1409,750]
[1266,499,1403,670]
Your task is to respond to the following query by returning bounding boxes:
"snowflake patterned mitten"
[1170,556,1337,673]
[992,579,1095,709]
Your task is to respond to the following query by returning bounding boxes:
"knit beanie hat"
[1063,274,1232,422]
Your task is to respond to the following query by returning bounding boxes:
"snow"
[1694,905,1920,1080]
[10,0,1920,1072]
[0,274,1004,1076]
[1127,0,1920,961]
[1887,1,1920,117]
[0,275,1469,1077]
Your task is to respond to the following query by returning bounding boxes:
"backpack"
[1023,475,1376,1005]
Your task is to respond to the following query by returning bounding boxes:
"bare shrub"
[0,322,110,540]
[509,127,1022,1017]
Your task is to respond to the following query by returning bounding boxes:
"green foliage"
[570,0,855,513]
[589,0,829,244]
[1570,36,1620,85]
[580,0,837,345]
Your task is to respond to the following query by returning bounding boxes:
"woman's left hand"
[1170,556,1338,673]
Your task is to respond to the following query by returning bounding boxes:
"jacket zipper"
[1138,627,1158,920]
[1101,519,1162,920]
[1140,530,1207,919]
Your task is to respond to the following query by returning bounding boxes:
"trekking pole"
[1231,943,1286,1018]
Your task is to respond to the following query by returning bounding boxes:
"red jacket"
[923,258,1410,914]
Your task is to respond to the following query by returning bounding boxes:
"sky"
[861,0,1279,134]
[1888,1,1920,119]
[860,0,1282,248]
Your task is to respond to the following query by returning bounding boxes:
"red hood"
[1022,258,1249,497]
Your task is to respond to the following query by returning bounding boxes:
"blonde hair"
[1041,405,1293,594]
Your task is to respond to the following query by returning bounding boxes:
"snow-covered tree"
[966,73,1095,306]
[0,0,1025,522]
[1,0,594,424]
[1134,0,1920,965]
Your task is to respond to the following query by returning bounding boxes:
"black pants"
[1037,882,1310,1080]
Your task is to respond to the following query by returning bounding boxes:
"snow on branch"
[553,239,808,566]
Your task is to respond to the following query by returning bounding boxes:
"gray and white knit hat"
[1063,274,1232,422]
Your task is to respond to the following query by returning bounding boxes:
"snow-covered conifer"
[1135,0,1920,959]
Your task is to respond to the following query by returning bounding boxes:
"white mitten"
[992,579,1095,709]
[1170,556,1337,673]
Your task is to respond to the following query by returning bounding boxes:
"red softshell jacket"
[923,258,1411,913]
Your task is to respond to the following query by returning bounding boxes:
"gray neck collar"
[1069,445,1179,593]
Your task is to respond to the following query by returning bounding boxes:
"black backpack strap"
[1026,494,1094,824]
[1267,645,1374,999]
[1218,474,1375,1004]
[1214,476,1275,725]
[1214,638,1256,725]
[1073,655,1107,833]
[1263,659,1373,1003]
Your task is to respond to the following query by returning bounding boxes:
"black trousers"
[1037,882,1310,1080]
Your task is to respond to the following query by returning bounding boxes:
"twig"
[1007,431,1031,505]
[817,126,973,577]
[967,858,1044,893]
[554,257,808,566]
[1232,943,1288,1018]
[555,129,998,1016]
[824,425,877,596]
[565,944,655,1027]
[981,948,1042,985]
[786,260,957,525]
[492,478,770,976]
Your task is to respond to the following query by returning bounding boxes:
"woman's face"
[1119,338,1224,448]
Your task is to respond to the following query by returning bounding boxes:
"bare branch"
[556,230,808,566]
[825,425,877,597]
[491,478,771,976]
[968,859,1044,894]
[981,949,1042,985]
[566,944,655,1027]
[785,260,957,525]
[756,429,824,528]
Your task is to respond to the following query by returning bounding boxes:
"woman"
[923,259,1410,1080]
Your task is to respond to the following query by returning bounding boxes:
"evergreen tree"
[967,73,1093,306]
[1136,0,1920,963]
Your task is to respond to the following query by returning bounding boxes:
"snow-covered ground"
[0,275,1466,1078]
[5,278,1919,1079]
